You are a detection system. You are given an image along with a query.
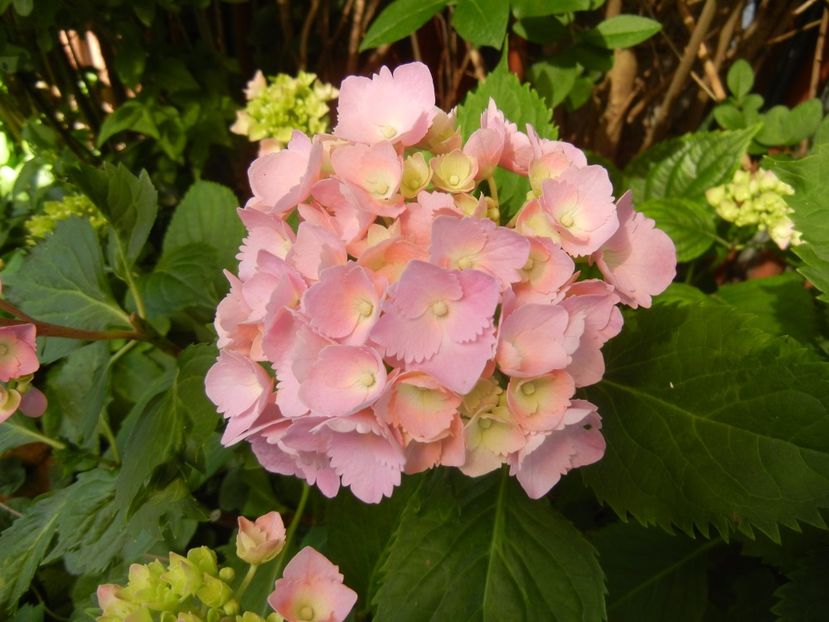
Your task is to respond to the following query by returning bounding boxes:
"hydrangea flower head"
[207,61,676,503]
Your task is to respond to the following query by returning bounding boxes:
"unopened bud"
[236,512,286,566]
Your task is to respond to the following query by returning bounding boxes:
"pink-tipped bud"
[236,511,286,565]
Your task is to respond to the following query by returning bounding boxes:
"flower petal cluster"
[232,70,339,155]
[706,168,799,249]
[97,512,356,622]
[207,61,676,503]
[0,321,47,424]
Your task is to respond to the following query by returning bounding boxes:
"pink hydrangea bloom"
[269,547,357,622]
[210,61,677,502]
[335,62,436,146]
[593,192,677,308]
[0,324,39,382]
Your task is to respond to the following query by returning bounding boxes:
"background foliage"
[0,1,828,621]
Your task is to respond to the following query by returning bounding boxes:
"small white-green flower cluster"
[706,168,800,249]
[25,194,106,246]
[231,71,338,154]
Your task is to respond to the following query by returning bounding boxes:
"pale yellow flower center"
[521,382,536,396]
[299,605,315,621]
[457,256,474,270]
[357,371,376,388]
[380,125,397,139]
[448,174,460,186]
[431,300,449,317]
[357,299,374,317]
[479,417,494,430]
[560,213,575,228]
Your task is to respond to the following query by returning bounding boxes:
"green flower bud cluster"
[705,168,800,249]
[97,546,284,622]
[232,70,338,148]
[25,194,106,246]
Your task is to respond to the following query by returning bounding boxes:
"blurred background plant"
[0,1,828,621]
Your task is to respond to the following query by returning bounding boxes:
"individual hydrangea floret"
[0,321,47,423]
[705,167,800,249]
[206,62,677,504]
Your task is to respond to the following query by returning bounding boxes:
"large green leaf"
[96,100,159,146]
[773,548,829,621]
[630,127,758,202]
[326,476,420,609]
[713,273,817,344]
[47,341,111,445]
[0,490,68,612]
[452,0,509,49]
[140,243,222,318]
[3,218,131,330]
[636,197,718,262]
[766,146,829,301]
[583,15,661,49]
[70,163,158,275]
[456,57,556,141]
[360,0,448,51]
[592,522,711,621]
[373,470,606,621]
[583,302,829,541]
[162,180,244,273]
[115,345,219,510]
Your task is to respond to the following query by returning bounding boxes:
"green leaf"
[583,15,661,49]
[47,341,111,445]
[373,471,606,621]
[773,548,829,621]
[757,100,822,147]
[726,59,754,100]
[360,0,448,51]
[43,469,122,575]
[511,0,590,17]
[0,416,41,454]
[713,273,817,344]
[636,197,718,262]
[457,58,556,141]
[713,103,746,131]
[11,0,32,16]
[633,127,758,201]
[70,163,158,275]
[2,218,131,330]
[452,0,509,49]
[593,522,711,621]
[96,101,159,147]
[141,243,222,318]
[162,180,244,273]
[766,146,829,301]
[326,476,420,605]
[513,15,568,44]
[527,60,579,108]
[115,345,218,511]
[0,490,67,612]
[583,302,829,541]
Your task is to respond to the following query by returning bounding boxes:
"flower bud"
[162,552,203,597]
[219,567,236,582]
[196,573,233,609]
[187,546,219,577]
[236,511,286,566]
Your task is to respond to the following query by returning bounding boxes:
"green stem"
[4,420,66,450]
[486,175,500,207]
[235,563,258,601]
[256,484,311,615]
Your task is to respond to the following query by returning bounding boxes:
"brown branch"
[299,0,321,70]
[809,7,829,99]
[713,0,745,70]
[642,0,718,149]
[347,0,365,74]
